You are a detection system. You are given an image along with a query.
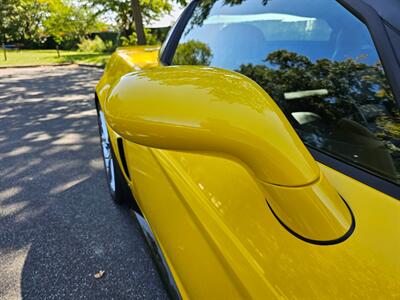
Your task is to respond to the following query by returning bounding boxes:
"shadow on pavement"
[0,66,168,299]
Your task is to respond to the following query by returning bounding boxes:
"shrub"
[119,29,160,47]
[78,36,106,53]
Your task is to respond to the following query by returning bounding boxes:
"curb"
[77,63,105,69]
[0,62,73,69]
[0,63,105,69]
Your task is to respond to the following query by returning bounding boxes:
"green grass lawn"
[0,49,110,67]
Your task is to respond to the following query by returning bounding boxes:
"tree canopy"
[85,0,189,45]
[85,0,174,45]
[0,0,105,46]
[1,0,188,47]
[173,40,213,65]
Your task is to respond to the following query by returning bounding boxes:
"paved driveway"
[0,66,168,299]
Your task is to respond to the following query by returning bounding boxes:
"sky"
[147,3,184,28]
[97,2,185,29]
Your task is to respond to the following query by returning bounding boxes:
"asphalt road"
[0,66,168,300]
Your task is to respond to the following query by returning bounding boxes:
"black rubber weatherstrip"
[266,196,356,246]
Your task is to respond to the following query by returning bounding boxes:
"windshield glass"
[173,0,400,184]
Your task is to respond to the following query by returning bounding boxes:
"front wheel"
[96,102,133,205]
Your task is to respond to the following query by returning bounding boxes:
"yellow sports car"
[95,0,399,298]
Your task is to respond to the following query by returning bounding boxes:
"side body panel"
[123,139,400,299]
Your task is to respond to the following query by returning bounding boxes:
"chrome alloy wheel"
[98,109,116,194]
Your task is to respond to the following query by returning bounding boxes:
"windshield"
[172,0,400,184]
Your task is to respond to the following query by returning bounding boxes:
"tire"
[96,100,134,205]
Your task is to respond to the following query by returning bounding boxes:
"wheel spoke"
[98,110,116,193]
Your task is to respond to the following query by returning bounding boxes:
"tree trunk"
[2,43,7,61]
[130,0,146,45]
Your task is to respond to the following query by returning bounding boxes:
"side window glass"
[172,0,400,184]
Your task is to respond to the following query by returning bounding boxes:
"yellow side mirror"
[105,66,354,244]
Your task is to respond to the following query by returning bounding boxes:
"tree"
[238,50,395,114]
[131,0,146,45]
[44,0,103,51]
[0,0,104,49]
[0,0,17,59]
[1,0,51,58]
[1,0,54,45]
[237,50,400,181]
[86,0,176,45]
[173,40,212,65]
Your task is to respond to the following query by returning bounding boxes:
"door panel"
[124,141,246,299]
[124,139,400,298]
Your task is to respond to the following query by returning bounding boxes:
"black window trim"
[161,0,400,198]
[337,0,400,106]
[159,0,199,65]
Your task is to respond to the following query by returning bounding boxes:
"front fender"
[96,46,160,109]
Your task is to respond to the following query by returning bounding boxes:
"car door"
[124,0,399,298]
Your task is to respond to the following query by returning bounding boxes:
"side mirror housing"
[105,66,354,244]
[106,66,318,186]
